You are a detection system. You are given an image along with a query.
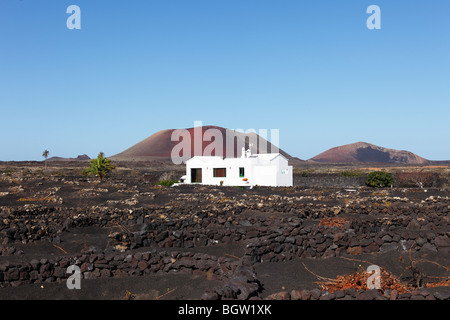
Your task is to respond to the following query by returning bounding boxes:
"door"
[191,168,202,183]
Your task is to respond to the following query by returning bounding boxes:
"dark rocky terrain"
[0,162,448,300]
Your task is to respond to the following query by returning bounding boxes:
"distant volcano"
[310,142,431,164]
[47,154,90,161]
[111,125,303,164]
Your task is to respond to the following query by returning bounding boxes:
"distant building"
[182,147,293,187]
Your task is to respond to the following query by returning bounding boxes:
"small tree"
[83,152,115,181]
[42,150,49,168]
[366,171,394,188]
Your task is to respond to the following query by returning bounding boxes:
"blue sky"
[1,0,449,161]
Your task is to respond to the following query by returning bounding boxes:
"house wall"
[186,157,213,184]
[276,165,293,186]
[186,157,247,186]
[269,155,292,187]
[210,158,251,186]
[185,154,293,187]
[253,165,277,186]
[269,155,287,167]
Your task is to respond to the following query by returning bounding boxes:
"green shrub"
[366,171,394,188]
[83,152,115,181]
[300,171,309,177]
[156,180,178,187]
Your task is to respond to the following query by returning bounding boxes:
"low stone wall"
[1,195,448,255]
[293,172,448,188]
[241,220,449,265]
[0,247,263,300]
[0,249,238,288]
[265,288,449,300]
[294,173,367,188]
[0,188,448,299]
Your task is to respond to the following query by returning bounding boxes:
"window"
[213,168,226,177]
[239,167,245,177]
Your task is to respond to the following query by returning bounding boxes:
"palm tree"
[83,152,115,181]
[42,150,49,168]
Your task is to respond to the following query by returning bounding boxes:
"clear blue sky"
[1,0,449,161]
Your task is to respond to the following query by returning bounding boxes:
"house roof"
[247,153,286,162]
[186,153,287,163]
[186,156,222,163]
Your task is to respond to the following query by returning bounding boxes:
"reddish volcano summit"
[111,125,299,163]
[310,142,430,164]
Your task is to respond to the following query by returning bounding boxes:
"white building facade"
[183,148,293,187]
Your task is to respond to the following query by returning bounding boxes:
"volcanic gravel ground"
[0,171,448,300]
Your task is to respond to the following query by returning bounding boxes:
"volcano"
[310,142,431,164]
[111,125,302,164]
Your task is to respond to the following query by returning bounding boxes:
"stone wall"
[1,195,448,255]
[293,172,448,188]
[0,250,238,288]
[293,173,367,188]
[265,287,449,300]
[240,218,449,265]
[0,188,448,299]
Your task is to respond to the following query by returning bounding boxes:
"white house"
[181,148,293,187]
